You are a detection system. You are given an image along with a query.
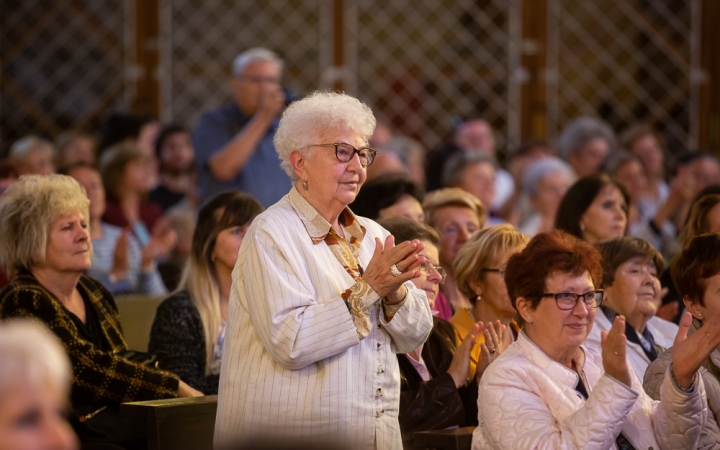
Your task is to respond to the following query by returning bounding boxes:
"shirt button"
[375,388,383,398]
[377,342,383,350]
[377,365,384,374]
[376,408,384,418]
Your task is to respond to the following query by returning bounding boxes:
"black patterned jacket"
[0,271,179,407]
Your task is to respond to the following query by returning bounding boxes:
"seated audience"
[379,217,481,446]
[8,135,56,176]
[423,188,486,317]
[586,237,677,380]
[157,207,197,291]
[519,157,574,236]
[679,193,720,248]
[66,163,168,296]
[377,135,427,187]
[620,124,669,221]
[645,233,720,447]
[0,319,78,450]
[149,191,263,394]
[473,230,713,449]
[558,116,616,178]
[149,124,197,212]
[366,147,406,181]
[555,174,628,244]
[442,152,501,225]
[0,175,201,449]
[451,224,529,380]
[350,174,424,222]
[608,151,647,225]
[55,130,97,168]
[99,143,176,249]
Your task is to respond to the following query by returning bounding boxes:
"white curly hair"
[273,91,376,180]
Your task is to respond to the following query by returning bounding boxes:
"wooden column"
[699,0,720,151]
[520,0,549,139]
[132,0,160,116]
[332,0,345,92]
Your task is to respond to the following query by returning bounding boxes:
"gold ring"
[489,348,496,354]
[389,264,401,277]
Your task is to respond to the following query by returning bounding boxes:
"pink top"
[432,290,453,321]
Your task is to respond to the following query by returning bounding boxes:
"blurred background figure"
[558,116,616,178]
[0,319,78,450]
[423,188,486,318]
[0,160,17,199]
[149,124,197,212]
[193,47,290,207]
[555,174,628,244]
[620,124,668,221]
[351,174,424,222]
[519,157,574,236]
[66,163,168,296]
[150,191,263,395]
[442,152,499,225]
[55,130,97,169]
[369,121,392,148]
[98,113,160,159]
[8,136,56,176]
[608,151,648,231]
[99,143,176,252]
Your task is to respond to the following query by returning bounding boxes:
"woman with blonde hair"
[423,187,486,318]
[451,224,529,380]
[149,191,263,394]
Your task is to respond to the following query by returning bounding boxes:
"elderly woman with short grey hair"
[558,116,616,178]
[214,91,433,450]
[0,174,201,449]
[519,157,575,236]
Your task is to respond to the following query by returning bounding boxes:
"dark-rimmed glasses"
[480,267,506,277]
[418,261,447,283]
[303,143,377,167]
[534,290,604,311]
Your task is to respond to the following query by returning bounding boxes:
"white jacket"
[472,332,706,450]
[586,311,678,381]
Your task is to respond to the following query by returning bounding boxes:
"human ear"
[290,150,308,183]
[683,295,704,322]
[516,296,533,323]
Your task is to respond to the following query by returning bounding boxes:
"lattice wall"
[546,0,701,162]
[0,0,133,153]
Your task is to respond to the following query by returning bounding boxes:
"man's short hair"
[231,48,284,78]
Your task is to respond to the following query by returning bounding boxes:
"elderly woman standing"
[214,92,433,450]
[0,175,201,449]
[585,237,678,380]
[472,230,717,450]
[645,233,720,447]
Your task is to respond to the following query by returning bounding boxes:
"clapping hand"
[447,323,481,388]
[671,311,720,389]
[476,320,509,383]
[601,315,632,387]
[362,235,425,302]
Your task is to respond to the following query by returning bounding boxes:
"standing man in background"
[193,48,291,207]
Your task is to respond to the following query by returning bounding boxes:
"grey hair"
[442,151,497,188]
[0,174,90,274]
[274,91,376,180]
[0,319,71,398]
[558,116,616,159]
[377,135,424,166]
[231,47,284,78]
[8,135,55,166]
[523,157,575,197]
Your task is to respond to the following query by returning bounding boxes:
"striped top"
[214,187,434,450]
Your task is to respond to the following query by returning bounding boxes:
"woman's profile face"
[410,241,442,309]
[212,224,251,274]
[44,212,92,273]
[0,381,78,450]
[303,129,367,209]
[521,270,596,358]
[687,273,720,326]
[579,185,627,244]
[604,256,660,319]
[473,250,518,317]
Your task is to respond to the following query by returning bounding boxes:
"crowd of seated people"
[3,47,720,450]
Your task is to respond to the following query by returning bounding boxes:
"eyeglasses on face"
[303,143,377,167]
[417,260,447,283]
[535,289,604,311]
[480,267,506,277]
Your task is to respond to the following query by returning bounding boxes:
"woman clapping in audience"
[0,175,201,450]
[473,230,714,450]
[149,191,263,394]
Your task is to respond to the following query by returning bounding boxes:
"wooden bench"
[414,427,475,450]
[115,295,163,352]
[120,395,217,450]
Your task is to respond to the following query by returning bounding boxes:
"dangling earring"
[302,180,308,190]
[476,295,482,303]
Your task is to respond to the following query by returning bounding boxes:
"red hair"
[505,230,603,310]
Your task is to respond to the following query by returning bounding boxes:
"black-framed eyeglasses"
[534,290,604,311]
[303,143,377,167]
[480,267,506,277]
[418,260,447,283]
